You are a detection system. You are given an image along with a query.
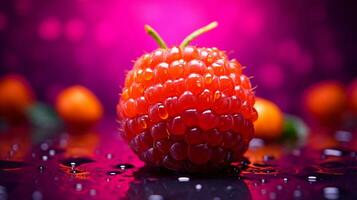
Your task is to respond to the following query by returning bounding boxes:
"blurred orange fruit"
[303,81,346,124]
[0,74,34,122]
[253,97,284,140]
[56,85,103,129]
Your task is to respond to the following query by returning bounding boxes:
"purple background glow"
[0,0,356,116]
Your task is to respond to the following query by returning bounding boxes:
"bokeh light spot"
[38,17,62,41]
[0,12,8,31]
[240,11,264,36]
[95,22,117,48]
[65,19,85,42]
[277,40,301,64]
[258,64,284,89]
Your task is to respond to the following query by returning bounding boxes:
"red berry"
[169,142,188,161]
[117,22,257,172]
[188,144,212,165]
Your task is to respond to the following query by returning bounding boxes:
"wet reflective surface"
[0,121,357,200]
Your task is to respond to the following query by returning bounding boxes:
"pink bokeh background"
[0,0,355,116]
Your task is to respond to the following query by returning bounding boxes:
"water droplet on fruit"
[323,187,339,200]
[178,177,190,182]
[277,185,283,190]
[195,184,202,191]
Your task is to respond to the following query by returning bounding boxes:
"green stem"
[180,21,218,48]
[144,25,168,49]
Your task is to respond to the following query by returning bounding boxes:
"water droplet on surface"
[249,138,264,149]
[293,190,302,198]
[11,144,19,151]
[75,183,83,191]
[148,194,164,200]
[178,177,190,182]
[335,130,352,142]
[115,163,134,170]
[323,149,342,157]
[261,189,267,195]
[89,189,96,196]
[323,187,339,200]
[263,155,275,162]
[106,153,113,159]
[292,149,301,156]
[213,197,221,200]
[277,185,283,190]
[61,157,94,167]
[40,143,49,151]
[195,184,202,191]
[226,185,233,190]
[261,178,267,184]
[49,150,56,156]
[106,171,122,176]
[38,165,45,172]
[283,178,288,183]
[59,139,68,148]
[0,185,7,200]
[32,153,36,158]
[41,155,48,161]
[32,190,43,200]
[8,150,15,158]
[307,176,317,182]
[269,192,277,199]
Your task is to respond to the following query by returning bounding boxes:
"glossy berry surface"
[117,22,257,172]
[117,45,257,172]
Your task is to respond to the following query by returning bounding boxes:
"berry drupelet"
[117,22,257,173]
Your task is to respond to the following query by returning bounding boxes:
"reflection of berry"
[117,22,257,172]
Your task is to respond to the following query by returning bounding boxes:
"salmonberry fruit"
[117,22,257,173]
